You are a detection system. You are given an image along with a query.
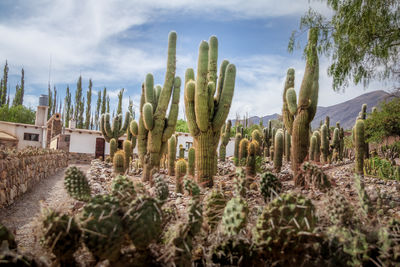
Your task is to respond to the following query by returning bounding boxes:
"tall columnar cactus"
[234,132,242,166]
[284,29,319,176]
[168,135,177,176]
[354,119,365,174]
[246,141,257,176]
[110,138,117,160]
[357,104,369,159]
[127,119,138,152]
[321,124,329,163]
[251,129,262,155]
[100,112,130,142]
[188,147,195,176]
[113,150,126,174]
[219,120,232,161]
[137,32,180,183]
[175,159,187,193]
[309,135,317,161]
[239,138,249,166]
[312,131,321,162]
[331,127,340,161]
[282,68,295,135]
[273,130,284,172]
[179,144,185,159]
[123,140,132,170]
[285,131,291,162]
[325,116,330,139]
[184,36,236,187]
[338,126,345,160]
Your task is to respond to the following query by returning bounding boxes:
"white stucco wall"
[0,121,43,149]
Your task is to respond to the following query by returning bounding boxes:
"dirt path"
[0,164,90,255]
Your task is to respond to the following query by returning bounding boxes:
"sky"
[0,0,389,120]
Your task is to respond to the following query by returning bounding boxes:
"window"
[185,142,193,150]
[64,135,70,142]
[24,133,39,141]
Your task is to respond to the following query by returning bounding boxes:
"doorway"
[95,138,105,159]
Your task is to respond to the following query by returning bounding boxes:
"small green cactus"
[219,120,232,161]
[110,138,117,160]
[238,138,249,166]
[123,140,132,170]
[175,159,187,193]
[234,133,242,166]
[168,135,177,176]
[246,141,257,176]
[260,172,282,202]
[321,124,329,163]
[64,166,91,201]
[274,129,284,172]
[154,173,169,204]
[111,175,136,206]
[113,150,126,174]
[222,196,249,237]
[251,129,262,155]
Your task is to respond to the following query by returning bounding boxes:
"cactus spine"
[137,32,180,183]
[184,36,236,187]
[188,147,195,176]
[285,29,319,178]
[175,159,187,193]
[282,68,295,135]
[274,130,284,172]
[168,135,177,176]
[219,120,231,161]
[354,119,365,174]
[100,112,130,142]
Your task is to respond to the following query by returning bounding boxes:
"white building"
[0,95,235,159]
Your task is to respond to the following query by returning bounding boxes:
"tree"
[95,90,101,130]
[289,0,400,91]
[65,85,71,127]
[75,76,83,127]
[85,79,92,129]
[101,87,107,114]
[47,83,53,119]
[365,98,400,143]
[0,105,35,124]
[12,68,25,106]
[176,119,189,133]
[78,97,85,129]
[1,61,8,106]
[52,86,57,115]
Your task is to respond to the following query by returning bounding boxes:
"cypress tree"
[95,90,101,130]
[1,61,9,106]
[47,83,53,119]
[20,68,24,105]
[65,86,71,127]
[75,75,82,125]
[78,97,85,128]
[12,84,21,107]
[101,87,107,114]
[52,86,57,115]
[85,79,92,129]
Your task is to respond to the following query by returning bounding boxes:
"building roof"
[0,131,17,141]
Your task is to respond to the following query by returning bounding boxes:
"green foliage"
[85,79,92,129]
[364,156,400,180]
[0,105,35,124]
[289,0,400,90]
[176,119,189,133]
[365,98,400,143]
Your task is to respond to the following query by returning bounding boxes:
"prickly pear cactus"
[204,189,227,231]
[154,173,169,203]
[40,208,81,266]
[184,178,201,197]
[187,198,203,235]
[79,195,124,261]
[295,162,331,191]
[253,193,317,254]
[211,234,254,266]
[326,191,355,227]
[64,166,91,202]
[184,36,236,187]
[222,196,249,237]
[123,196,163,250]
[111,175,136,206]
[260,172,282,202]
[164,222,193,267]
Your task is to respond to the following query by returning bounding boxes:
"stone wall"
[0,149,68,208]
[68,152,95,164]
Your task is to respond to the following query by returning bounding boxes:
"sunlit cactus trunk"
[282,28,319,180]
[184,36,236,187]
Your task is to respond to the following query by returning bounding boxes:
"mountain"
[232,90,391,130]
[311,90,390,129]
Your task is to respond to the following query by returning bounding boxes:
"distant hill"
[232,90,391,130]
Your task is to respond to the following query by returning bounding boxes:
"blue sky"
[0,0,387,119]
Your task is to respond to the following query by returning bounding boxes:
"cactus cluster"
[295,162,331,190]
[137,31,180,183]
[211,235,253,266]
[154,173,169,203]
[100,112,130,143]
[282,29,319,177]
[364,156,400,180]
[222,196,249,236]
[184,35,236,187]
[111,175,136,206]
[64,166,91,201]
[219,120,232,161]
[260,172,282,202]
[204,189,227,231]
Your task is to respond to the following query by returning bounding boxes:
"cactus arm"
[282,68,295,135]
[212,64,236,131]
[286,88,298,115]
[145,73,155,110]
[143,103,154,131]
[162,77,181,142]
[138,84,148,163]
[184,80,200,137]
[104,113,114,139]
[155,85,162,106]
[216,60,229,104]
[208,82,216,120]
[130,120,138,136]
[156,31,177,118]
[195,41,210,132]
[207,36,218,86]
[119,112,131,136]
[100,114,111,142]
